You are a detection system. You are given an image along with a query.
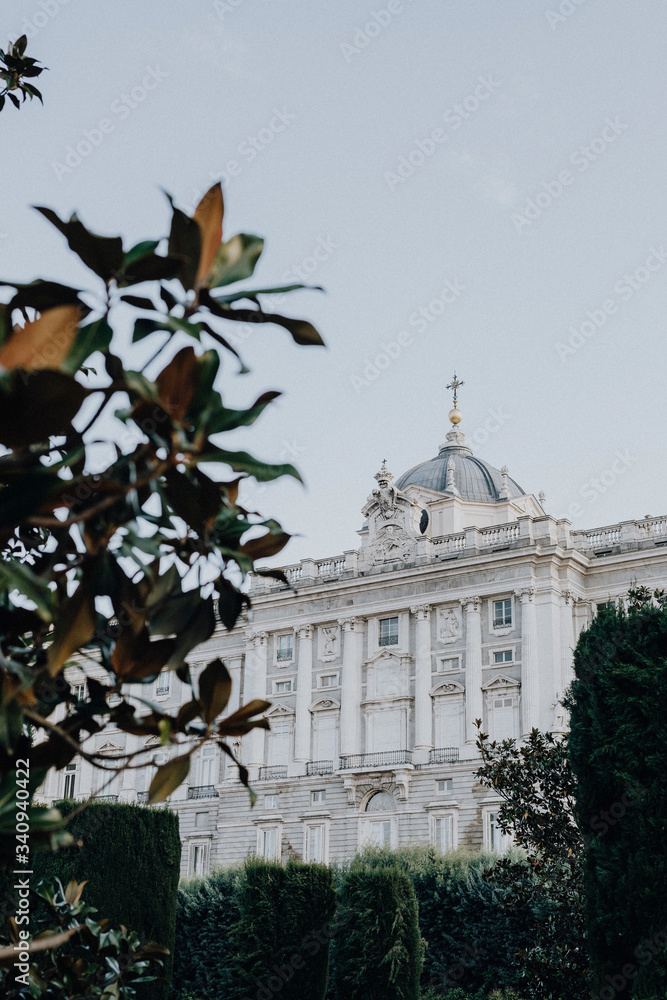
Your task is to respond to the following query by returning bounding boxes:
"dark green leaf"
[198,658,232,723]
[166,194,201,291]
[62,316,113,375]
[0,369,86,448]
[34,207,124,282]
[119,294,157,310]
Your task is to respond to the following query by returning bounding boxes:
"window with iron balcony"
[493,599,512,628]
[277,634,293,661]
[378,616,399,646]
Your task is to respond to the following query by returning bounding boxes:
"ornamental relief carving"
[318,625,340,661]
[437,606,461,645]
[371,523,413,564]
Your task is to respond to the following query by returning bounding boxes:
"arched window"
[365,791,396,812]
[364,791,396,848]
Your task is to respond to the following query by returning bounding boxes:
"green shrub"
[567,596,667,999]
[347,846,533,996]
[334,862,423,1000]
[172,868,242,999]
[31,800,180,1000]
[235,858,337,1000]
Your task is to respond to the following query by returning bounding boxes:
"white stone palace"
[44,379,667,877]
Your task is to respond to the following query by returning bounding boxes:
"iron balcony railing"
[306,760,334,776]
[339,751,413,770]
[187,784,219,799]
[258,766,288,780]
[95,794,119,803]
[429,748,460,764]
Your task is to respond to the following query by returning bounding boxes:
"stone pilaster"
[410,605,433,751]
[339,617,362,756]
[294,624,313,763]
[243,630,268,768]
[560,590,576,700]
[516,588,538,735]
[460,596,482,743]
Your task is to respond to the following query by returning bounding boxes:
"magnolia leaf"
[62,316,113,375]
[148,753,190,803]
[198,658,232,724]
[199,447,302,483]
[194,182,224,288]
[166,194,201,291]
[217,576,249,631]
[206,233,263,288]
[64,879,87,905]
[0,279,83,313]
[34,207,125,282]
[155,345,199,421]
[46,576,96,676]
[0,304,82,371]
[240,530,291,561]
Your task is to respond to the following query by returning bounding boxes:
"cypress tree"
[172,868,242,999]
[31,800,180,1000]
[235,858,337,1000]
[334,863,423,1000]
[567,595,667,999]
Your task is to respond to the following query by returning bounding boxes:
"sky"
[2,0,667,567]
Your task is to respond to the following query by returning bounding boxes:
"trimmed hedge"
[235,858,337,1000]
[32,800,180,1000]
[334,862,423,1000]
[347,846,537,996]
[172,868,242,999]
[568,600,667,999]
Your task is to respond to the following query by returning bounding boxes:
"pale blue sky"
[3,0,667,564]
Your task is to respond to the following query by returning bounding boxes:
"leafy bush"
[31,801,180,1000]
[235,858,337,1000]
[334,862,423,1000]
[567,592,667,999]
[172,868,242,999]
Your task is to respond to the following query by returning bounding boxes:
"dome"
[395,428,525,502]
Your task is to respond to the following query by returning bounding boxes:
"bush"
[172,868,242,999]
[347,846,533,997]
[334,862,423,1000]
[31,800,180,1000]
[567,595,667,999]
[235,858,337,1000]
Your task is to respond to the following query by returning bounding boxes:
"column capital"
[410,604,431,621]
[244,629,268,646]
[560,589,573,605]
[459,595,481,612]
[297,623,313,640]
[337,616,360,631]
[514,587,534,603]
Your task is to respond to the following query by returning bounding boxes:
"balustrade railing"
[339,751,412,770]
[258,766,288,780]
[187,785,219,799]
[306,760,334,776]
[429,747,460,764]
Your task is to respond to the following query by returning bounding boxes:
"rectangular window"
[319,674,338,688]
[200,746,216,786]
[265,794,279,809]
[191,843,207,875]
[492,696,516,742]
[436,778,453,795]
[370,820,392,848]
[305,824,324,863]
[64,764,76,799]
[277,634,293,661]
[311,789,326,804]
[439,658,458,673]
[597,601,615,613]
[261,828,279,860]
[487,811,511,853]
[493,599,512,628]
[434,814,454,852]
[493,650,513,664]
[155,672,170,697]
[275,680,292,694]
[73,682,87,702]
[378,617,399,647]
[195,812,209,829]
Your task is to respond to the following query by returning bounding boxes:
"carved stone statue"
[438,607,461,644]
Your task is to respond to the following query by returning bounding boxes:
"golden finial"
[446,372,464,425]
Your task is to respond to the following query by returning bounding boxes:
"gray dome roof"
[395,431,524,502]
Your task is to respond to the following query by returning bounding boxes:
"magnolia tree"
[0,182,324,858]
[0,36,46,110]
